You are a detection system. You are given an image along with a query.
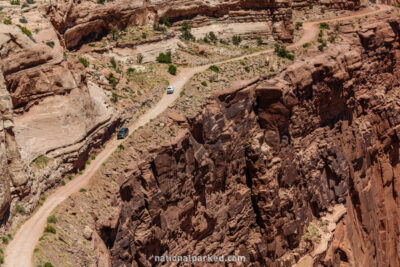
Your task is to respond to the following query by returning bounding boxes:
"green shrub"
[319,22,330,30]
[79,188,87,192]
[110,57,117,69]
[2,237,8,244]
[19,17,27,24]
[208,31,217,42]
[270,66,275,72]
[16,205,25,214]
[328,34,336,43]
[160,16,171,27]
[168,64,177,75]
[201,81,208,86]
[118,144,125,151]
[257,37,263,46]
[16,24,33,39]
[10,0,20,5]
[61,180,66,186]
[91,155,96,160]
[127,67,135,74]
[47,215,57,224]
[321,8,325,14]
[353,33,357,38]
[44,262,54,267]
[97,0,105,4]
[334,23,341,32]
[46,41,55,48]
[44,224,56,234]
[232,35,242,46]
[318,29,323,38]
[180,22,194,41]
[108,73,118,88]
[79,57,89,68]
[244,66,250,73]
[137,53,143,64]
[111,92,118,103]
[295,21,303,30]
[141,32,147,39]
[209,65,219,73]
[7,234,12,240]
[302,42,310,48]
[274,44,294,60]
[3,17,11,25]
[156,51,172,63]
[0,256,3,264]
[78,170,83,175]
[309,4,313,9]
[41,195,46,201]
[180,89,185,97]
[67,174,73,180]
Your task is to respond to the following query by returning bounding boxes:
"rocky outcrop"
[47,0,361,49]
[101,18,400,266]
[0,23,119,220]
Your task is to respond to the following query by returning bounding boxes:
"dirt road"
[4,4,391,267]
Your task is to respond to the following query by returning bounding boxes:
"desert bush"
[47,215,57,224]
[156,52,172,63]
[232,35,242,46]
[79,57,89,68]
[137,53,143,64]
[295,21,303,30]
[168,64,177,75]
[274,44,294,60]
[180,22,194,41]
[319,22,330,30]
[209,65,219,73]
[16,205,25,214]
[44,224,56,234]
[3,17,11,25]
[46,41,55,48]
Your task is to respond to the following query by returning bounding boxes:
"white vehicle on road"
[167,86,174,94]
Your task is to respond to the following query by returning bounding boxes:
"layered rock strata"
[102,18,400,266]
[0,22,119,220]
[48,0,361,49]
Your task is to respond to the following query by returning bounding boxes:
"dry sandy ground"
[4,4,392,267]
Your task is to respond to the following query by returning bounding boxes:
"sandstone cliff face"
[0,23,119,220]
[101,18,400,266]
[48,0,360,49]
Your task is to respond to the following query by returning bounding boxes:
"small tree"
[232,35,242,46]
[156,52,172,63]
[180,22,194,41]
[295,21,303,30]
[168,64,177,75]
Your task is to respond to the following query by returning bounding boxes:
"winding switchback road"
[4,4,391,267]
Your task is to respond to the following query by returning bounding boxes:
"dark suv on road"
[117,128,129,139]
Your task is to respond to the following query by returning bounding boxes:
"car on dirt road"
[167,86,174,94]
[117,128,129,139]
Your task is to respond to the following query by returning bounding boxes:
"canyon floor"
[0,0,399,266]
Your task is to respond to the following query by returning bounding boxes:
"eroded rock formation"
[101,18,400,266]
[48,0,361,49]
[0,22,119,220]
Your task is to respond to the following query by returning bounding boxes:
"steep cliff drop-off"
[103,18,400,266]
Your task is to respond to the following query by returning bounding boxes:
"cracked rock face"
[99,18,400,266]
